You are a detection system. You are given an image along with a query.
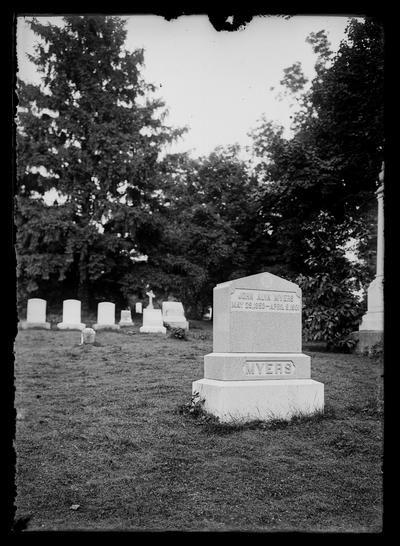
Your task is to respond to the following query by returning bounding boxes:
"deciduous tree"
[249,17,384,347]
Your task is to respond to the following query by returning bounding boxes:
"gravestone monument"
[119,309,134,327]
[353,163,384,353]
[57,299,86,330]
[20,298,50,329]
[162,301,189,330]
[192,272,324,423]
[93,302,120,330]
[135,302,143,314]
[81,327,96,344]
[140,290,166,334]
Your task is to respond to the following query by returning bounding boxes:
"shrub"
[169,327,188,340]
[177,391,205,417]
[366,341,384,358]
[297,272,364,352]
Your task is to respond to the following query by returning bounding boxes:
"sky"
[16,14,356,159]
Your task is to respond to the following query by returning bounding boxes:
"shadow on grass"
[177,395,337,436]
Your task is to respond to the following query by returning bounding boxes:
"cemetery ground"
[14,318,383,532]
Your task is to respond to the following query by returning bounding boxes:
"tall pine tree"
[16,16,184,311]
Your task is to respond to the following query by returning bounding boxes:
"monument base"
[351,330,383,355]
[140,326,166,333]
[359,275,383,331]
[164,319,189,330]
[20,321,51,330]
[92,323,120,331]
[358,311,384,331]
[192,378,324,423]
[57,322,86,331]
[119,322,134,327]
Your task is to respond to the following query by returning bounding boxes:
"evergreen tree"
[16,16,184,311]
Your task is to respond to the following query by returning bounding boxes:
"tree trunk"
[78,243,90,313]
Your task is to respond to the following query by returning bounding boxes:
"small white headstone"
[57,299,86,331]
[81,327,96,344]
[20,298,51,329]
[27,298,46,323]
[162,301,189,330]
[135,302,143,314]
[119,309,133,327]
[93,302,120,330]
[63,300,81,323]
[98,302,115,324]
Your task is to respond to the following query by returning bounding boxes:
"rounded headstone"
[97,302,115,325]
[26,298,47,323]
[63,299,82,323]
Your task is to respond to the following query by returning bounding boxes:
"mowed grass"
[14,320,383,532]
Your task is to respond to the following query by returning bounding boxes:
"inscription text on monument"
[243,360,295,376]
[231,289,300,313]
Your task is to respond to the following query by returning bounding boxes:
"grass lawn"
[13,319,383,532]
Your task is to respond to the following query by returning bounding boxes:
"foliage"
[280,61,309,95]
[177,391,206,418]
[292,210,367,350]
[16,15,184,310]
[249,17,384,345]
[250,18,384,274]
[298,273,362,352]
[122,145,261,317]
[364,341,384,359]
[15,196,75,305]
[168,327,188,340]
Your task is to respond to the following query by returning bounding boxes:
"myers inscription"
[231,289,300,313]
[243,360,295,376]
